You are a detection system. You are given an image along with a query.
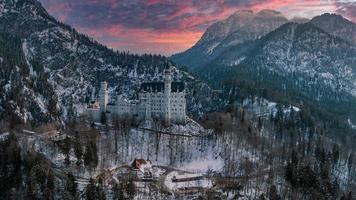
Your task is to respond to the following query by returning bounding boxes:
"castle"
[86,67,187,125]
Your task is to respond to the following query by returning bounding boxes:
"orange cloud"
[39,0,354,55]
[78,25,202,55]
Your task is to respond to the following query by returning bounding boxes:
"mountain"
[209,22,356,121]
[173,12,356,122]
[0,0,220,125]
[171,9,289,69]
[311,13,356,45]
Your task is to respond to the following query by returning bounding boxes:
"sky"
[39,0,356,56]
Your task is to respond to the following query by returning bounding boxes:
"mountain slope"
[0,32,59,125]
[199,22,356,120]
[171,9,288,69]
[311,13,356,45]
[0,0,220,124]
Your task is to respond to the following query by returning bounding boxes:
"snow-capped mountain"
[238,22,356,104]
[311,13,356,45]
[0,0,220,124]
[172,11,356,122]
[171,9,289,69]
[205,22,356,119]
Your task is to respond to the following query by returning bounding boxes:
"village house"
[131,159,153,180]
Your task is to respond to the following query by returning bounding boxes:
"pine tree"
[63,136,71,166]
[112,183,125,200]
[45,170,55,200]
[66,172,77,198]
[85,179,98,200]
[74,131,83,165]
[259,194,266,200]
[268,185,281,200]
[97,178,106,200]
[125,180,135,199]
[84,141,98,169]
[332,144,339,166]
[100,112,107,125]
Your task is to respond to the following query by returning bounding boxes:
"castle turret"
[99,81,108,113]
[164,66,172,125]
[91,87,96,103]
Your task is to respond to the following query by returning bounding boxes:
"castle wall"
[85,108,100,122]
[170,92,186,124]
[86,68,186,125]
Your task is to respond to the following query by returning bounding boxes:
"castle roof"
[140,82,184,93]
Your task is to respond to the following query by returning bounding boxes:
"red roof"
[131,159,149,169]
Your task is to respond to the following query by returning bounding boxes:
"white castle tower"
[91,87,96,102]
[164,66,172,125]
[99,81,108,113]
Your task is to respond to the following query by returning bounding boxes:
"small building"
[131,159,152,171]
[131,159,153,180]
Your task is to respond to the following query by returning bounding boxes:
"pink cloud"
[39,0,355,55]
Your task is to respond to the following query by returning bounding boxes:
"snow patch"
[166,118,212,136]
[181,157,224,173]
[348,119,356,130]
[0,132,9,142]
[206,42,220,54]
[164,171,213,191]
[36,95,48,114]
[22,40,36,76]
[230,56,246,66]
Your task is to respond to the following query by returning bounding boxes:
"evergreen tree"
[45,170,55,200]
[125,180,135,199]
[84,141,98,169]
[97,178,106,200]
[347,153,353,175]
[100,112,107,125]
[63,136,71,166]
[268,185,281,200]
[74,131,83,165]
[66,172,77,198]
[112,183,125,200]
[331,144,339,165]
[84,179,98,200]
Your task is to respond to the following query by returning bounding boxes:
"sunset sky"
[39,0,356,55]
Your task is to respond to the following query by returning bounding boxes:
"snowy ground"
[240,96,300,118]
[12,120,274,199]
[164,171,213,191]
[0,132,9,142]
[180,158,224,173]
[164,118,213,136]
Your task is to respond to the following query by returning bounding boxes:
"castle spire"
[99,81,108,113]
[164,66,172,125]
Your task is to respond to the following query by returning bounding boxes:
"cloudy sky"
[39,0,356,55]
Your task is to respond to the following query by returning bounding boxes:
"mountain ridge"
[171,9,289,69]
[172,12,356,123]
